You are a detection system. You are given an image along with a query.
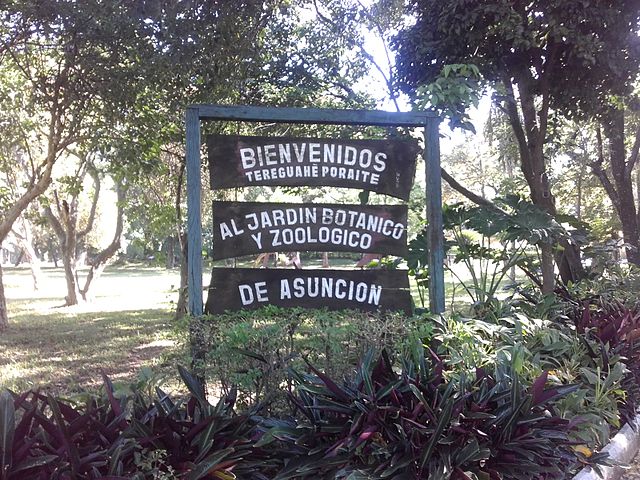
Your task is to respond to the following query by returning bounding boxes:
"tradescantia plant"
[0,351,616,480]
[0,366,281,480]
[576,301,640,426]
[266,348,604,480]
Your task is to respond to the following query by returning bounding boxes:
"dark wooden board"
[207,135,419,201]
[211,201,408,260]
[205,268,412,315]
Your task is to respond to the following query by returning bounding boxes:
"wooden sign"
[205,268,412,315]
[212,201,408,260]
[207,135,420,201]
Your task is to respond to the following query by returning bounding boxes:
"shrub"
[187,307,429,413]
[0,350,613,480]
[428,305,629,448]
[263,349,603,480]
[575,301,640,426]
[0,367,280,480]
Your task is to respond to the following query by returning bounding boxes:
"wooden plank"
[211,202,408,260]
[425,119,445,314]
[194,104,438,126]
[186,107,203,316]
[205,268,413,315]
[207,135,419,200]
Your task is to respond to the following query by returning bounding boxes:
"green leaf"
[420,397,453,470]
[178,365,208,407]
[185,447,234,480]
[0,391,15,477]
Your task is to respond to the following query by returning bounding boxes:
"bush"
[0,367,281,480]
[262,349,604,480]
[187,307,431,412]
[0,351,612,480]
[426,304,630,448]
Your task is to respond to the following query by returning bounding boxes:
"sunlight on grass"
[0,265,187,394]
[0,261,517,395]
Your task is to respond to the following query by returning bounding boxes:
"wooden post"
[425,119,445,313]
[186,106,203,316]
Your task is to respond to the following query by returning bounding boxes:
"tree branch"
[501,80,528,154]
[626,122,640,176]
[44,205,65,244]
[80,181,127,298]
[312,0,401,111]
[441,168,505,214]
[77,161,100,239]
[0,155,54,242]
[537,40,559,144]
[591,126,621,212]
[515,73,539,146]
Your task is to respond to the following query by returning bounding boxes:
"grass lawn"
[0,257,517,395]
[0,265,184,394]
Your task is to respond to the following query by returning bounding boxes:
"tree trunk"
[0,262,8,331]
[48,237,59,267]
[80,184,127,301]
[45,201,81,306]
[592,110,640,266]
[25,247,42,291]
[636,163,640,217]
[540,244,555,294]
[165,236,176,269]
[14,218,43,291]
[576,160,583,221]
[13,250,24,266]
[174,159,188,320]
[62,248,80,305]
[521,145,558,293]
[608,110,640,265]
[503,75,585,290]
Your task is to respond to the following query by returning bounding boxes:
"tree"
[10,215,43,291]
[0,0,288,319]
[43,153,127,305]
[0,0,155,328]
[120,0,290,319]
[395,0,640,291]
[590,107,640,265]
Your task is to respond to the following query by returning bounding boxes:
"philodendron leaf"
[0,390,15,478]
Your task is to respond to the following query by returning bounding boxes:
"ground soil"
[622,454,640,479]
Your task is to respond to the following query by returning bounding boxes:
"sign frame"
[186,104,445,315]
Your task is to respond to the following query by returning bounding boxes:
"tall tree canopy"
[395,0,640,290]
[0,0,287,321]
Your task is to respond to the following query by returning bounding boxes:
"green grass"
[0,265,184,394]
[0,258,524,394]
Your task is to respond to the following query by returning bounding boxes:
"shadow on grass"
[0,307,183,393]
